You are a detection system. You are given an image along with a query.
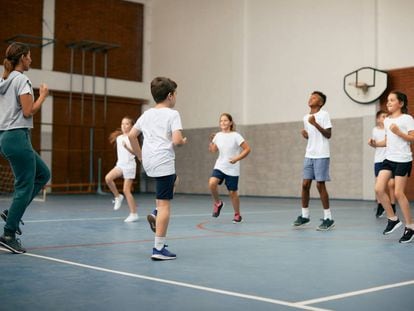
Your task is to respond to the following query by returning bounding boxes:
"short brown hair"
[150,77,177,103]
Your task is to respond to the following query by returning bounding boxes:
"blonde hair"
[108,116,134,145]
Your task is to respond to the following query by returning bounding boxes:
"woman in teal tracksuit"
[0,42,50,254]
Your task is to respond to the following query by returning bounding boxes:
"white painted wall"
[244,0,378,125]
[377,0,414,69]
[150,0,246,128]
[150,0,414,129]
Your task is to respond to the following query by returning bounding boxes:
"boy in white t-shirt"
[128,77,187,260]
[293,91,334,231]
[372,91,414,243]
[208,113,251,223]
[368,110,396,217]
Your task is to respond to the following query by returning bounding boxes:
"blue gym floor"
[0,194,413,311]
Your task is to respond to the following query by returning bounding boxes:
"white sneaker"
[113,194,124,210]
[124,213,139,222]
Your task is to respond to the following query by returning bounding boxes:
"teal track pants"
[0,128,50,236]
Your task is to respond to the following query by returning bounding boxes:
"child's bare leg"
[229,190,240,214]
[123,179,137,214]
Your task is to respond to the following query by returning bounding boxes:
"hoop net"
[348,82,369,94]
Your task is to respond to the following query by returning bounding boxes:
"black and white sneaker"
[317,218,335,231]
[0,235,26,254]
[383,218,402,235]
[293,216,310,226]
[375,204,385,218]
[1,210,23,235]
[399,227,414,244]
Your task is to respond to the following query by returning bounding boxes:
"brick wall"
[0,0,43,69]
[53,0,144,81]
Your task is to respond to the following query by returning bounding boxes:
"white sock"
[154,236,166,251]
[323,209,332,220]
[389,216,398,221]
[302,208,310,218]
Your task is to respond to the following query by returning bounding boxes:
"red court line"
[27,219,398,251]
[196,220,400,242]
[26,232,233,251]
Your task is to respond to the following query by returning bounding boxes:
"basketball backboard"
[343,67,388,104]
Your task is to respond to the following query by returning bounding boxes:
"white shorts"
[116,166,136,179]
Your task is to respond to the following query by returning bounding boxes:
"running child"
[208,113,251,223]
[128,77,187,260]
[293,91,334,231]
[368,110,396,217]
[105,116,139,222]
[372,91,414,243]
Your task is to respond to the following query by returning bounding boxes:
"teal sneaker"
[317,218,335,231]
[293,216,310,226]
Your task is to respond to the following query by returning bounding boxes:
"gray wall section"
[174,117,371,200]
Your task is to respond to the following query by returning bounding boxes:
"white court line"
[22,210,289,223]
[2,250,331,311]
[295,280,414,306]
[21,207,358,224]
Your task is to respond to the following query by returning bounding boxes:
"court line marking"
[20,210,295,223]
[2,250,331,311]
[295,280,414,306]
[21,206,359,223]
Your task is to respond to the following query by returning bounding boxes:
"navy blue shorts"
[211,169,239,191]
[155,174,176,200]
[380,159,412,178]
[374,162,383,177]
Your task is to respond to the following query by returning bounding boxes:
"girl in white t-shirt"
[105,116,139,222]
[372,91,414,243]
[368,110,395,217]
[208,113,251,223]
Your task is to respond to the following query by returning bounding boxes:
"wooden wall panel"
[52,91,144,192]
[54,0,144,81]
[0,0,43,69]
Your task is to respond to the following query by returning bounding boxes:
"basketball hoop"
[348,82,369,94]
[343,67,388,104]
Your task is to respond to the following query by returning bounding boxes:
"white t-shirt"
[213,131,245,176]
[372,127,386,163]
[303,110,332,158]
[384,114,414,162]
[116,134,136,170]
[134,107,183,177]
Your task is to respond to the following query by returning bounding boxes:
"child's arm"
[209,133,218,152]
[301,129,308,139]
[229,141,251,164]
[128,127,142,161]
[389,124,414,142]
[368,138,386,148]
[172,130,187,146]
[308,115,331,139]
